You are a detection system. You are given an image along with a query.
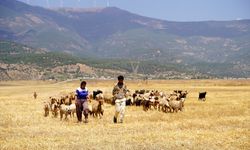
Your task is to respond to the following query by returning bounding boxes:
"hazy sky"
[18,0,250,21]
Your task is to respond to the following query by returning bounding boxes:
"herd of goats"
[43,89,207,120]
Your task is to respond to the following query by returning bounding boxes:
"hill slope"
[1,41,213,80]
[0,41,127,80]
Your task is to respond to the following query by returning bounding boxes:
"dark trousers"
[76,99,89,121]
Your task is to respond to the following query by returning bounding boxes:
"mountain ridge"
[0,0,250,78]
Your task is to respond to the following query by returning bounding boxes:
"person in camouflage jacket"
[112,75,128,123]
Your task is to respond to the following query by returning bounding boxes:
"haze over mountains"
[0,0,250,80]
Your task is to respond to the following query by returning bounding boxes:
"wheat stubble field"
[0,79,249,150]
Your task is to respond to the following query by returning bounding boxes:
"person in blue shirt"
[76,81,89,123]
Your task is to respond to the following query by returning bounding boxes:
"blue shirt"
[76,87,88,100]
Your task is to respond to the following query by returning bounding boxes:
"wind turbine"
[106,0,110,7]
[76,0,81,8]
[60,0,64,8]
[46,0,50,8]
[26,0,30,5]
[89,0,97,8]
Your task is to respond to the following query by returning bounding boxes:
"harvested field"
[0,79,249,150]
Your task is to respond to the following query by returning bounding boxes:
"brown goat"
[44,102,50,117]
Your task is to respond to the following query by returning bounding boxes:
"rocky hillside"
[0,41,213,80]
[0,41,130,80]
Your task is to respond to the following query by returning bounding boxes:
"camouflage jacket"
[112,83,128,99]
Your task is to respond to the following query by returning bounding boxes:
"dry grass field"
[0,79,249,150]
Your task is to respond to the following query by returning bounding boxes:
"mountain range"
[0,0,250,79]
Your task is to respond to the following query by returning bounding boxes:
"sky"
[18,0,250,21]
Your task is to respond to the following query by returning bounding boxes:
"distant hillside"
[0,41,213,80]
[0,41,125,80]
[0,0,249,78]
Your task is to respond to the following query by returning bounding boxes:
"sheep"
[60,96,71,105]
[33,92,37,99]
[95,93,104,100]
[59,104,69,120]
[49,97,59,110]
[126,99,132,106]
[158,96,171,113]
[126,94,134,106]
[59,103,76,120]
[180,91,188,99]
[142,100,151,111]
[134,94,143,106]
[93,90,103,99]
[168,98,185,113]
[44,102,50,117]
[89,99,104,118]
[198,92,207,101]
[169,94,180,101]
[141,91,157,111]
[51,103,59,118]
[68,103,76,117]
[68,92,76,104]
[152,96,160,110]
